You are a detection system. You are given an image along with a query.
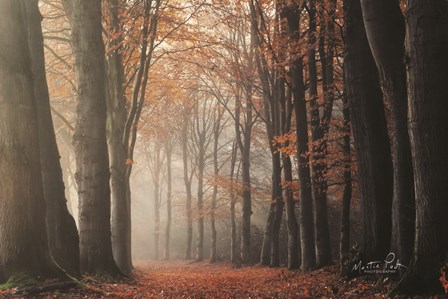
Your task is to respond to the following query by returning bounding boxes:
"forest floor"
[0,261,397,298]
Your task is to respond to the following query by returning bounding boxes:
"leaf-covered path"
[2,261,390,298]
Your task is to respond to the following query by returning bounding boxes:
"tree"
[343,0,393,262]
[396,0,448,294]
[360,0,415,267]
[309,0,335,268]
[249,0,284,267]
[63,0,121,275]
[0,0,63,285]
[104,0,133,274]
[283,1,316,270]
[25,0,80,277]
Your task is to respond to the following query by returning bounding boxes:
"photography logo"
[352,253,407,275]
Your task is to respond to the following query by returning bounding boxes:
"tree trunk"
[152,143,162,260]
[395,0,448,294]
[280,86,300,270]
[343,0,393,262]
[309,0,333,268]
[210,109,222,263]
[270,151,284,268]
[229,143,239,265]
[0,0,62,284]
[360,0,415,267]
[182,117,193,260]
[239,26,255,265]
[196,143,205,262]
[25,0,80,277]
[104,0,133,274]
[67,0,121,276]
[283,2,316,270]
[339,89,352,266]
[164,146,172,261]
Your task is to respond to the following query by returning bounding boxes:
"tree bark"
[280,86,300,270]
[0,0,62,284]
[104,0,133,274]
[307,0,334,268]
[283,2,316,270]
[395,0,448,294]
[229,143,239,265]
[343,0,393,262]
[25,0,80,277]
[196,134,205,262]
[360,0,415,267]
[339,89,352,266]
[67,0,121,276]
[210,109,222,263]
[164,145,172,261]
[182,114,194,260]
[151,142,162,260]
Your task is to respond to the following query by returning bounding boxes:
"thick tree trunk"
[25,0,80,277]
[260,207,275,265]
[68,0,121,276]
[343,0,393,262]
[0,0,62,284]
[360,0,415,267]
[283,2,316,270]
[104,0,132,274]
[395,1,448,294]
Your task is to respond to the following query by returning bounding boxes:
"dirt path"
[2,261,389,298]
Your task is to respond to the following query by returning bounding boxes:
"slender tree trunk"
[240,27,255,265]
[164,146,172,261]
[280,86,300,270]
[308,0,332,267]
[229,143,239,265]
[0,0,63,284]
[339,90,352,266]
[182,117,193,259]
[395,0,448,294]
[210,109,222,263]
[270,152,284,267]
[283,2,316,270]
[67,0,121,276]
[104,0,133,274]
[196,144,205,262]
[25,0,80,277]
[360,0,415,267]
[343,0,393,262]
[152,143,162,260]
